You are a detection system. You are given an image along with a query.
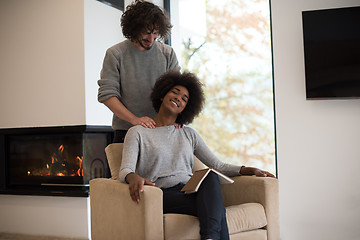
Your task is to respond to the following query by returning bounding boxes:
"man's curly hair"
[151,71,205,125]
[121,0,172,41]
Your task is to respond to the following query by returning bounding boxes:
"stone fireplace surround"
[0,125,113,197]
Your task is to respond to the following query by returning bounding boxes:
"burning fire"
[58,145,64,152]
[76,156,83,176]
[27,145,83,177]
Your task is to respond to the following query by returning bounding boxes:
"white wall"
[84,0,123,126]
[271,0,360,239]
[0,0,86,128]
[0,195,90,239]
[0,0,124,128]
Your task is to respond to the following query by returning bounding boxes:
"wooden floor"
[0,233,88,240]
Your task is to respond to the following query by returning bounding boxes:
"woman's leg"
[163,183,197,216]
[162,173,229,240]
[196,171,229,240]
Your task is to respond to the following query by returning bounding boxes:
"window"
[168,0,276,174]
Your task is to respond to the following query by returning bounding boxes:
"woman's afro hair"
[151,71,205,125]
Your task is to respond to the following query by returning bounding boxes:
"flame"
[26,144,83,177]
[58,145,64,153]
[76,156,83,176]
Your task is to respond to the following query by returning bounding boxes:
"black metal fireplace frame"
[0,125,113,197]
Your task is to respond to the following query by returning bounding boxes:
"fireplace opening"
[0,125,113,197]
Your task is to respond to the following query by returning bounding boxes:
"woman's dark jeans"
[162,172,229,240]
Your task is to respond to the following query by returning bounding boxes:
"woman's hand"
[125,173,155,204]
[253,168,276,178]
[240,166,276,178]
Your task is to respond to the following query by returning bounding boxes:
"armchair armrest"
[221,176,280,240]
[90,178,164,240]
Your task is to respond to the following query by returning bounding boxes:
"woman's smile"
[170,99,180,108]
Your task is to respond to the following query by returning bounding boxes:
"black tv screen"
[302,6,360,99]
[97,0,124,11]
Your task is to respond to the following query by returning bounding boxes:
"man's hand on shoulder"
[132,116,156,129]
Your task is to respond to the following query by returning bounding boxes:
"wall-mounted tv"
[97,0,124,11]
[302,6,360,99]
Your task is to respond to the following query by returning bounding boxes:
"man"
[97,0,180,142]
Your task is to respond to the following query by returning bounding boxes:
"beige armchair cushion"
[163,202,267,240]
[226,203,267,234]
[105,143,123,180]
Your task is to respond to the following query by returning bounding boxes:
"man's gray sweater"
[97,40,179,130]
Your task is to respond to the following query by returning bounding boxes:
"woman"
[119,71,275,240]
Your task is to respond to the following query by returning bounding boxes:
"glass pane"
[171,0,276,174]
[9,134,84,185]
[8,133,109,186]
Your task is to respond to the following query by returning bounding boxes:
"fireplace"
[0,125,113,197]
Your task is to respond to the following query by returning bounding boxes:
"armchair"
[90,143,280,240]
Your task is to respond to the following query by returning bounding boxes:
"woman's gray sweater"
[119,125,242,189]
